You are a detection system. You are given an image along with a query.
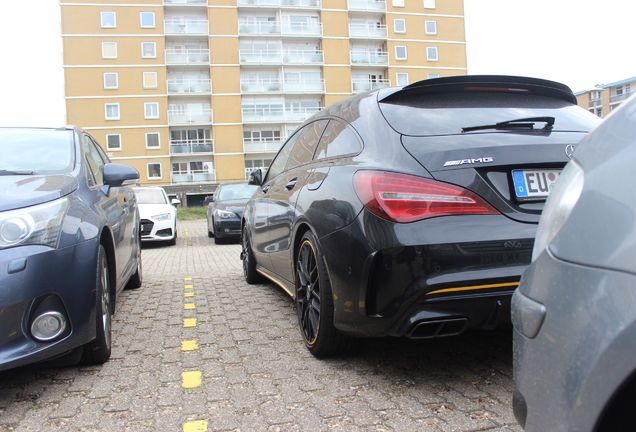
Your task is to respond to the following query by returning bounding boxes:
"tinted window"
[264,131,301,183]
[314,120,362,160]
[287,120,329,169]
[83,135,106,185]
[0,128,74,174]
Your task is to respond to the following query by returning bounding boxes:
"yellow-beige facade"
[61,0,467,187]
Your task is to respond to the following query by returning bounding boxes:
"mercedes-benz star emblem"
[565,144,576,159]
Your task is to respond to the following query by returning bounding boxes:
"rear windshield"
[379,93,601,136]
[135,189,167,204]
[0,128,75,174]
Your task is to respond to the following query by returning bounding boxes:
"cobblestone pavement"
[0,219,522,432]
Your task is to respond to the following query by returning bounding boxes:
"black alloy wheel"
[242,225,263,284]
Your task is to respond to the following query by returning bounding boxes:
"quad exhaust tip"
[406,318,468,339]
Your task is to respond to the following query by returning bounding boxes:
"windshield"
[135,189,167,204]
[218,184,259,201]
[0,128,75,174]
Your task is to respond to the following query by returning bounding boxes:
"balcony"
[168,109,213,125]
[238,21,323,37]
[170,139,214,155]
[242,106,321,123]
[238,0,321,8]
[610,92,633,104]
[588,99,602,109]
[164,19,209,35]
[347,0,386,11]
[350,51,389,66]
[167,79,212,94]
[171,170,216,184]
[165,49,210,65]
[352,79,390,93]
[164,0,206,4]
[239,49,324,65]
[244,139,285,153]
[349,24,388,39]
[241,79,325,93]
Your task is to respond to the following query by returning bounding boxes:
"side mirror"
[171,199,181,206]
[103,163,139,186]
[249,169,263,186]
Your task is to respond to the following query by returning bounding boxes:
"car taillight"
[353,170,499,223]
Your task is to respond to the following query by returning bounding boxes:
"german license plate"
[512,169,561,201]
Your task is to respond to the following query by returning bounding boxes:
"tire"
[81,244,112,365]
[207,229,213,238]
[208,218,215,238]
[126,235,143,289]
[295,231,355,357]
[168,229,177,246]
[241,225,264,284]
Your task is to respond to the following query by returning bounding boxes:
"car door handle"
[285,178,298,190]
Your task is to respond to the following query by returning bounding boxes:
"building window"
[626,83,631,94]
[396,73,408,86]
[425,20,437,35]
[424,0,436,8]
[395,45,407,60]
[392,0,404,6]
[146,132,160,149]
[103,72,118,89]
[144,102,159,119]
[143,72,158,89]
[105,103,120,120]
[140,12,155,28]
[428,72,440,79]
[102,42,117,59]
[106,134,121,151]
[427,46,438,61]
[394,19,406,34]
[101,11,116,28]
[616,86,623,96]
[147,163,162,179]
[142,42,156,58]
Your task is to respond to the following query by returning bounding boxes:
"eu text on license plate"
[512,169,561,201]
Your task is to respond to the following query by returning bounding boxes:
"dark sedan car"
[207,181,258,244]
[240,75,601,357]
[0,126,142,371]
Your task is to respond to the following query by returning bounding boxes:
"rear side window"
[287,120,329,170]
[314,120,362,160]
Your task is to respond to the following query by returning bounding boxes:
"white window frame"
[141,42,156,59]
[144,102,160,119]
[147,163,162,180]
[105,103,120,120]
[394,19,406,34]
[106,134,121,151]
[102,42,117,59]
[392,0,404,6]
[146,132,161,149]
[143,71,158,89]
[395,45,407,61]
[103,72,118,89]
[425,20,437,35]
[424,0,436,9]
[100,11,116,28]
[396,73,409,86]
[428,72,440,79]
[427,46,438,61]
[140,11,155,28]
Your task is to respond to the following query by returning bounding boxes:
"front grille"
[140,219,154,236]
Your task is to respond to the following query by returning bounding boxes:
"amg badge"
[444,157,494,167]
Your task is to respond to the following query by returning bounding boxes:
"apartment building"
[60,0,466,194]
[575,76,635,118]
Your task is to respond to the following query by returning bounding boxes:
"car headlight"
[215,209,237,219]
[0,197,70,250]
[532,161,584,261]
[152,213,171,221]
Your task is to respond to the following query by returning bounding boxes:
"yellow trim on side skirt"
[427,281,519,296]
[257,269,295,298]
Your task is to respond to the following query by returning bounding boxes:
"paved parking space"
[0,219,521,432]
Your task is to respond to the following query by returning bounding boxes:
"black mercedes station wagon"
[240,75,601,356]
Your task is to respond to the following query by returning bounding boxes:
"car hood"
[0,174,78,212]
[213,199,249,214]
[138,203,175,219]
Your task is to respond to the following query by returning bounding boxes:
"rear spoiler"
[379,75,577,105]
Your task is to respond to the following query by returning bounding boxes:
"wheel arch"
[99,226,117,313]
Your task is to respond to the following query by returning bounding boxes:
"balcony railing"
[240,79,325,93]
[239,49,324,64]
[242,107,321,123]
[165,49,210,65]
[352,79,391,93]
[238,21,323,37]
[170,139,214,154]
[171,170,216,184]
[244,139,285,153]
[164,19,209,35]
[588,99,602,108]
[238,0,321,7]
[167,79,212,94]
[350,51,389,65]
[349,24,388,39]
[168,109,213,125]
[164,0,206,5]
[347,0,386,11]
[610,92,633,104]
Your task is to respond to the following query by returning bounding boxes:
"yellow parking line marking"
[181,340,199,351]
[183,420,208,432]
[184,292,195,298]
[182,371,202,388]
[183,318,197,327]
[185,284,194,289]
[184,303,196,310]
[184,277,192,281]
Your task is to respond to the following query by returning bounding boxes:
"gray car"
[512,96,636,431]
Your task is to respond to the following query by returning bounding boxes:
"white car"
[133,187,180,246]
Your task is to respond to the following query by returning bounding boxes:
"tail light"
[353,170,499,223]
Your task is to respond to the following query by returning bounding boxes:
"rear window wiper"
[0,170,34,175]
[461,116,555,133]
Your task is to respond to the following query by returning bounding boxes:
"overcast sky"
[0,0,633,127]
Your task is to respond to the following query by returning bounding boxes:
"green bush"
[177,207,207,221]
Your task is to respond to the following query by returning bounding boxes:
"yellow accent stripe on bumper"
[427,281,519,296]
